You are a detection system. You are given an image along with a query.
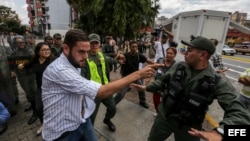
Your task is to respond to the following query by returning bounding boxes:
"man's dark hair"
[63,29,89,49]
[166,47,177,55]
[169,41,178,48]
[210,38,218,46]
[35,42,48,56]
[129,40,138,46]
[44,36,52,42]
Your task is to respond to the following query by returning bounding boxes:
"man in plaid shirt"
[210,38,229,73]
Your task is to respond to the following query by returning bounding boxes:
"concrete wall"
[46,0,70,31]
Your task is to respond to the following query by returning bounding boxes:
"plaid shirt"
[210,53,225,70]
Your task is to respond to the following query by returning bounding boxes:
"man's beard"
[68,51,81,68]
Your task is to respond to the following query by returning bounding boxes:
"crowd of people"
[0,31,59,135]
[0,27,250,141]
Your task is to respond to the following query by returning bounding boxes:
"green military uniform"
[26,44,35,53]
[10,36,38,124]
[0,45,16,114]
[81,52,117,124]
[51,44,62,57]
[2,42,20,104]
[146,61,250,141]
[25,34,36,53]
[51,33,62,57]
[10,42,36,104]
[11,76,19,104]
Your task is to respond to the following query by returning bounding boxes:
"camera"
[151,25,163,37]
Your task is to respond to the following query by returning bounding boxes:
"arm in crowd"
[96,64,163,99]
[238,77,250,86]
[162,27,174,42]
[102,44,116,58]
[145,57,155,65]
[238,69,250,86]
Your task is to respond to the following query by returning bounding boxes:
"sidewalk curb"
[222,55,250,62]
[205,113,219,128]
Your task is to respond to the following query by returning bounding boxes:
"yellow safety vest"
[87,52,109,84]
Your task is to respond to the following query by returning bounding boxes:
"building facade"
[231,11,250,28]
[225,11,250,45]
[26,0,76,37]
[231,11,247,25]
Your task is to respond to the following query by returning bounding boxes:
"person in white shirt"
[42,29,161,141]
[151,27,174,62]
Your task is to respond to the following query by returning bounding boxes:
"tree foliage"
[67,0,160,39]
[0,5,21,32]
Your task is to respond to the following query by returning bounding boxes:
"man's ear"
[200,51,209,60]
[62,44,69,55]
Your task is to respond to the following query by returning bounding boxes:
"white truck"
[162,9,232,53]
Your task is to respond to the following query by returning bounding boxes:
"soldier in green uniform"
[131,36,250,141]
[51,33,62,57]
[25,34,36,52]
[0,38,16,116]
[10,36,38,125]
[81,33,117,131]
[3,36,20,105]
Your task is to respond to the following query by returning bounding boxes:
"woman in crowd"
[146,47,177,116]
[18,42,55,135]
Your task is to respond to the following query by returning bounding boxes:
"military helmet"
[13,36,26,43]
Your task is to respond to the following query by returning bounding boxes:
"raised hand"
[116,53,126,64]
[188,128,222,141]
[138,64,164,79]
[129,83,146,91]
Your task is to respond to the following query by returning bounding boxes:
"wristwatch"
[215,127,224,136]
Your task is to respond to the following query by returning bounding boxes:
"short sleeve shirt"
[120,52,147,76]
